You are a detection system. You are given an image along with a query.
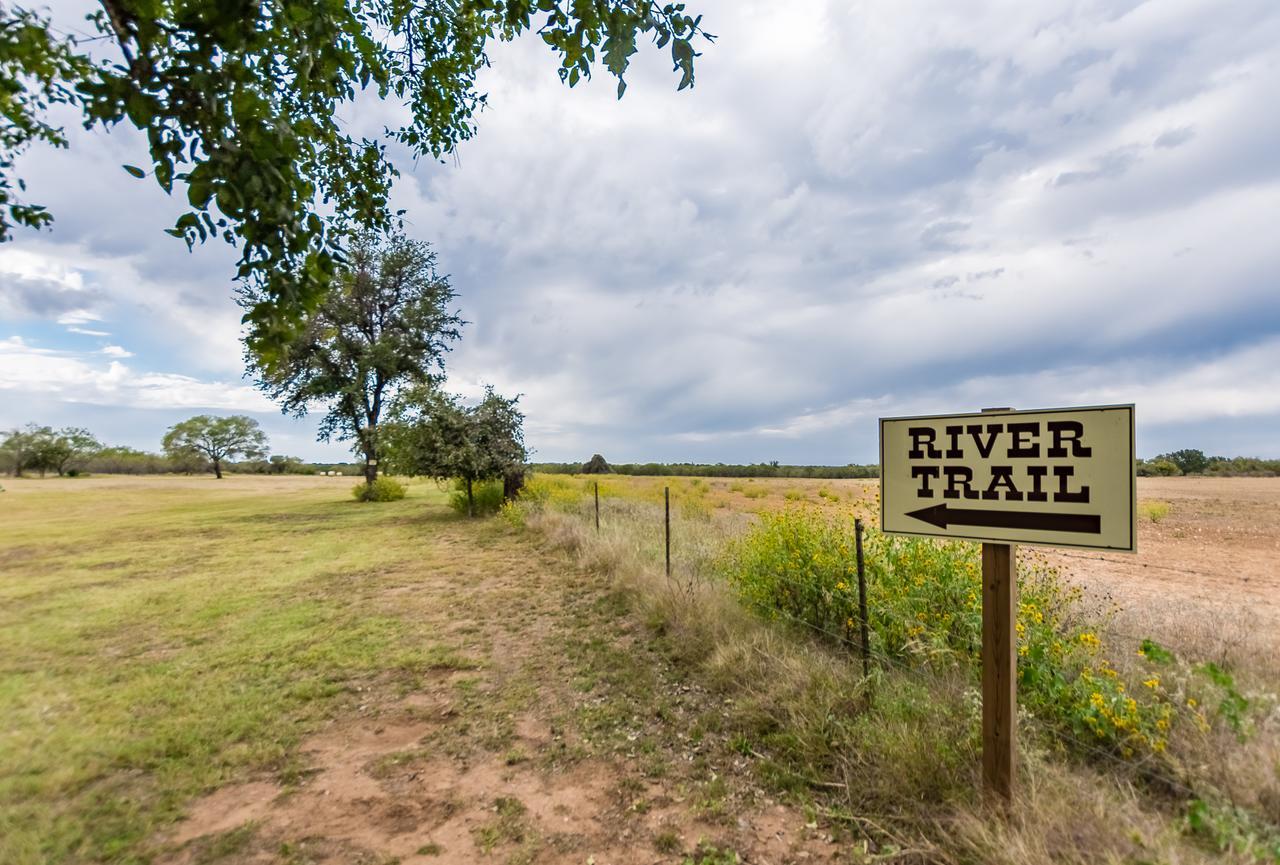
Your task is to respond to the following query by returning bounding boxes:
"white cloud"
[3,0,1280,461]
[0,337,271,412]
[100,345,133,358]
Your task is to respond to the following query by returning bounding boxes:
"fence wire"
[570,486,1239,809]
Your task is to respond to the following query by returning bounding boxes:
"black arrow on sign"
[905,503,1101,534]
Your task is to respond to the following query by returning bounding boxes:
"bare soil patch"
[1042,477,1280,664]
[165,518,843,865]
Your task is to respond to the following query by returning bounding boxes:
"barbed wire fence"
[553,481,1257,813]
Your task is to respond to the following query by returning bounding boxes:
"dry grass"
[518,480,1280,864]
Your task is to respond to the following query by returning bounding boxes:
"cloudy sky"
[3,0,1279,463]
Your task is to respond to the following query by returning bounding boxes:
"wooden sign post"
[980,408,1016,802]
[981,540,1016,799]
[879,404,1136,802]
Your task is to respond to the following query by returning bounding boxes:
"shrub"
[449,478,504,516]
[1140,500,1172,522]
[1139,458,1182,477]
[351,476,406,502]
[725,506,1178,758]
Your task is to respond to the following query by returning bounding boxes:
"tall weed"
[724,507,1179,758]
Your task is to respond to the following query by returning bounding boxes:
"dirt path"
[164,518,841,865]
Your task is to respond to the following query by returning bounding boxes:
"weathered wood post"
[980,407,1016,802]
[982,540,1016,801]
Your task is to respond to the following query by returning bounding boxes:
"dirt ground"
[1044,477,1280,665]
[163,510,842,865]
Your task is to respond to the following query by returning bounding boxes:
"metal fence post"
[664,486,671,578]
[855,518,870,678]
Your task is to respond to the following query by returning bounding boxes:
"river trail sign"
[878,404,1136,803]
[880,405,1136,552]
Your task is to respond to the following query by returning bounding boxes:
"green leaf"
[122,165,146,178]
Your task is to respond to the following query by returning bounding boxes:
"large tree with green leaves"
[161,414,268,478]
[386,384,526,516]
[1,1,711,361]
[250,232,463,487]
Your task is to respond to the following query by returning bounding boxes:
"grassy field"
[1,476,849,865]
[2,474,1278,864]
[1,476,472,863]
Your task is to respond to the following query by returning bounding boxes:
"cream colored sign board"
[879,405,1136,552]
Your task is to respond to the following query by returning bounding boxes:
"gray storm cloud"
[1,0,1278,462]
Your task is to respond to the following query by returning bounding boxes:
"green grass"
[0,476,461,865]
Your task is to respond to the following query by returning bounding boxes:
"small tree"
[1138,458,1182,477]
[162,415,268,479]
[250,233,464,490]
[386,386,526,517]
[581,454,611,474]
[0,426,41,476]
[1158,449,1209,475]
[267,455,307,475]
[43,427,102,476]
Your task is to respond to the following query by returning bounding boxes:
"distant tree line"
[0,417,319,478]
[532,458,881,479]
[1137,449,1280,477]
[540,449,1280,480]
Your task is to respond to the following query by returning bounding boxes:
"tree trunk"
[467,476,474,518]
[213,459,222,479]
[503,469,525,501]
[361,420,378,489]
